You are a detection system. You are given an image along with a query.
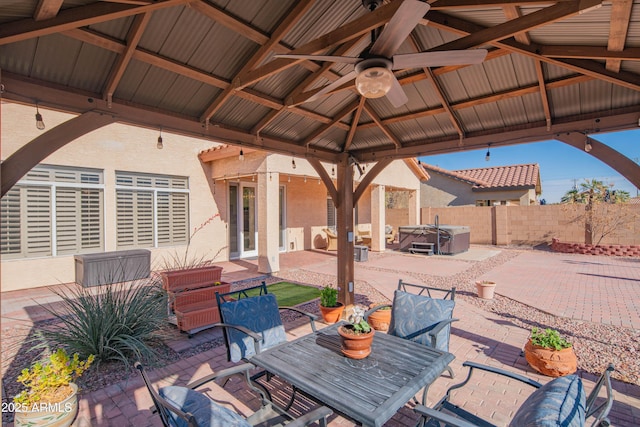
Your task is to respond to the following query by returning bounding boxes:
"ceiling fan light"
[355,67,393,99]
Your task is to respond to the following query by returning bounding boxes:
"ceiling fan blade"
[274,54,361,65]
[392,49,488,69]
[370,0,431,58]
[386,74,408,108]
[305,70,357,103]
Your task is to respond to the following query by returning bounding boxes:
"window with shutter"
[115,172,189,249]
[1,165,104,259]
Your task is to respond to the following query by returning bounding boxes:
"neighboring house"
[1,103,425,291]
[420,163,542,207]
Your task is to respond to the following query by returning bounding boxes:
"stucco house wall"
[2,103,425,290]
[1,103,222,291]
[421,174,476,206]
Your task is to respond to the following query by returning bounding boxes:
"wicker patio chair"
[415,361,615,427]
[136,362,332,427]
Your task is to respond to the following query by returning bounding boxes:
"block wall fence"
[421,204,640,247]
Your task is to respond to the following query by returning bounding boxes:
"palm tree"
[561,188,582,204]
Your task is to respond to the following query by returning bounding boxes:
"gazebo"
[1,0,639,304]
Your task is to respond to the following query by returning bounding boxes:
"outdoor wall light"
[292,158,296,169]
[485,143,491,161]
[157,128,163,150]
[35,104,45,130]
[239,149,244,161]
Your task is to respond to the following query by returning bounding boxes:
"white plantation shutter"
[0,165,104,259]
[116,172,189,249]
[1,187,22,255]
[25,186,52,257]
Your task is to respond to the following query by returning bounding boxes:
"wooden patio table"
[249,321,455,427]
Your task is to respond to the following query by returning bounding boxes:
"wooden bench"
[409,241,434,255]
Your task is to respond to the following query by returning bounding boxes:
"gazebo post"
[336,154,355,306]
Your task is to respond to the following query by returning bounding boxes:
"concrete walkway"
[1,247,639,426]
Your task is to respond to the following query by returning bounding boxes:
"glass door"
[279,186,286,251]
[242,185,257,257]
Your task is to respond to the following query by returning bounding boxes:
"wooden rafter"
[34,0,64,21]
[362,103,401,149]
[0,0,190,45]
[302,100,360,148]
[198,1,315,123]
[606,0,633,72]
[343,97,366,152]
[534,61,552,130]
[103,12,150,106]
[233,1,405,89]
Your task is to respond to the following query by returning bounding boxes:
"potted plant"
[367,302,392,332]
[338,305,375,359]
[475,280,496,299]
[13,348,94,427]
[524,327,577,377]
[319,285,344,323]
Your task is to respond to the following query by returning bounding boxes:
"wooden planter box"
[161,265,223,292]
[175,302,222,334]
[169,282,231,312]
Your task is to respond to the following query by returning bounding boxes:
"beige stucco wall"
[421,171,537,206]
[2,104,426,290]
[1,103,223,291]
[422,204,640,246]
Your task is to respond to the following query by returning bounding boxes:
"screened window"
[115,172,189,249]
[1,165,104,259]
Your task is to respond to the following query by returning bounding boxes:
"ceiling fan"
[276,0,488,108]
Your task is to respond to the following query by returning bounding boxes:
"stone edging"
[551,238,640,257]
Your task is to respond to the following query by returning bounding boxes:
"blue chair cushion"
[509,374,586,427]
[219,293,287,362]
[388,290,455,352]
[159,385,251,427]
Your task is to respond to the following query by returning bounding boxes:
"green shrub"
[320,285,338,307]
[530,327,572,350]
[36,278,167,368]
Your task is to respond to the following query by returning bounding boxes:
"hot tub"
[398,225,470,255]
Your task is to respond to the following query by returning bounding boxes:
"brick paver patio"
[2,246,639,426]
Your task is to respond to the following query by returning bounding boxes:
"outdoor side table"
[250,321,455,427]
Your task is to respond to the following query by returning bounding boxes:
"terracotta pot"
[367,303,391,332]
[475,281,496,299]
[319,303,344,324]
[14,382,79,427]
[338,326,375,359]
[524,339,577,377]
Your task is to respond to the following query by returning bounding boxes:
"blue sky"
[418,128,640,204]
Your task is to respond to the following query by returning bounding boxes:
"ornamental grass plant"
[36,276,168,368]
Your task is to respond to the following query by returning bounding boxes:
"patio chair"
[135,362,332,427]
[365,279,458,402]
[414,361,615,427]
[196,282,317,407]
[385,225,396,244]
[323,228,338,251]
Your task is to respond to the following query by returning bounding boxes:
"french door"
[229,184,257,258]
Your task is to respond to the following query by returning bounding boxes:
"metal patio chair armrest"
[425,318,459,349]
[414,404,479,427]
[278,306,318,332]
[210,322,263,342]
[286,405,333,427]
[364,304,392,319]
[185,362,257,390]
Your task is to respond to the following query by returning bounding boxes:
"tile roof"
[422,163,540,191]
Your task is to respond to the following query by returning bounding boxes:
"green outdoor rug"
[243,282,319,307]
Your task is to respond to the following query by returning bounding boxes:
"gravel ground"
[2,246,638,413]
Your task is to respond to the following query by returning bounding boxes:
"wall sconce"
[331,166,335,177]
[239,149,244,161]
[157,128,163,150]
[35,104,45,130]
[485,143,491,161]
[292,158,296,169]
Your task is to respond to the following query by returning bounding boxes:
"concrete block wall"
[422,204,640,246]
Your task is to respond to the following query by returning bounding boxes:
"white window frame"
[115,172,190,249]
[1,165,105,259]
